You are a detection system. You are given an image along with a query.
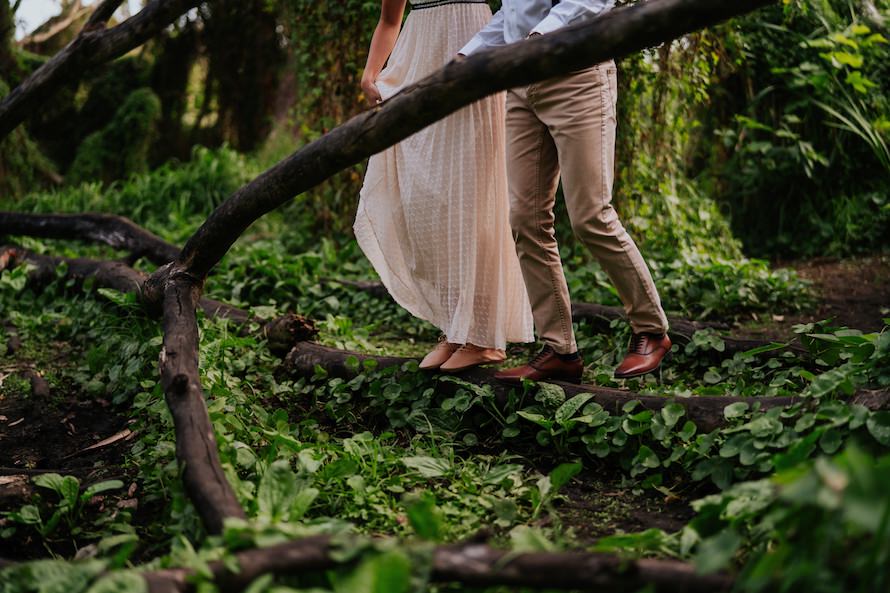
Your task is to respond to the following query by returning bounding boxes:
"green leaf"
[723,402,749,420]
[401,456,451,478]
[819,428,843,454]
[81,480,125,502]
[661,403,686,428]
[85,571,148,593]
[866,412,890,446]
[549,462,582,492]
[483,464,523,485]
[335,550,412,593]
[516,410,552,429]
[405,492,443,541]
[693,529,741,574]
[555,393,594,424]
[257,460,297,522]
[633,445,661,469]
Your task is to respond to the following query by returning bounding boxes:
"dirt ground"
[0,341,134,559]
[738,254,890,339]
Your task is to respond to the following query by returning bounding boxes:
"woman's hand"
[362,75,382,105]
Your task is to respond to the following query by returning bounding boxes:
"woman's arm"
[361,0,408,105]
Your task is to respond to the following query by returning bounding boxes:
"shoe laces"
[530,345,555,366]
[629,333,648,355]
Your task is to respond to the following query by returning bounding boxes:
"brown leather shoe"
[614,332,672,379]
[494,346,583,384]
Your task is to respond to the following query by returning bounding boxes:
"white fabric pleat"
[354,2,534,349]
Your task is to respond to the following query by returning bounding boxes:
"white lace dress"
[354,0,534,349]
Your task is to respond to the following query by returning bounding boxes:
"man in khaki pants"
[460,0,671,384]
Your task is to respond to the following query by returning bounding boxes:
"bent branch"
[0,0,201,138]
[0,212,179,266]
[167,0,775,281]
[143,536,732,593]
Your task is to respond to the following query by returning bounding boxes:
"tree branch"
[143,536,733,593]
[158,271,246,533]
[84,0,126,30]
[0,211,180,266]
[284,342,890,433]
[0,0,201,139]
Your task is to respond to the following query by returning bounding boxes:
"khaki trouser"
[506,61,669,354]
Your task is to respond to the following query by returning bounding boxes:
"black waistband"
[411,0,488,10]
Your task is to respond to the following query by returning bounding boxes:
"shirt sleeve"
[459,9,507,55]
[530,0,615,36]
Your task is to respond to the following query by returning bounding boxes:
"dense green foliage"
[67,88,162,185]
[1,0,889,591]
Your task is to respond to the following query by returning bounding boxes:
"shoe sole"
[494,374,583,385]
[613,360,666,380]
[440,359,506,373]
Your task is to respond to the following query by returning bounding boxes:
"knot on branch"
[263,314,318,356]
[170,373,190,396]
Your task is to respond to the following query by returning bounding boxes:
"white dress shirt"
[459,0,615,55]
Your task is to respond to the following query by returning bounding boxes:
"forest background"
[0,0,889,592]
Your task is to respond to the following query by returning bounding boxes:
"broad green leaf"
[405,492,443,541]
[694,529,741,574]
[723,402,749,420]
[661,403,686,428]
[257,460,297,522]
[866,412,890,446]
[334,549,412,593]
[555,393,594,424]
[85,571,147,593]
[401,456,451,478]
[82,480,125,502]
[633,446,661,470]
[549,462,582,492]
[483,464,523,485]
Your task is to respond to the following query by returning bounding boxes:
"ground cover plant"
[1,0,889,592]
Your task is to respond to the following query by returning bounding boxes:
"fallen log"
[0,211,179,266]
[0,0,201,139]
[142,535,732,593]
[284,342,890,432]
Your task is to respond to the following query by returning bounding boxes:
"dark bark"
[0,0,201,139]
[3,320,20,355]
[143,536,732,593]
[161,0,775,282]
[284,342,890,433]
[157,271,246,533]
[0,211,180,265]
[84,0,125,30]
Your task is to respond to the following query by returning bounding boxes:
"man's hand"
[361,76,382,105]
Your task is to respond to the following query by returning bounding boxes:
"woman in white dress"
[355,0,534,372]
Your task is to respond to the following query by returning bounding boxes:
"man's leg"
[534,62,671,376]
[495,86,583,384]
